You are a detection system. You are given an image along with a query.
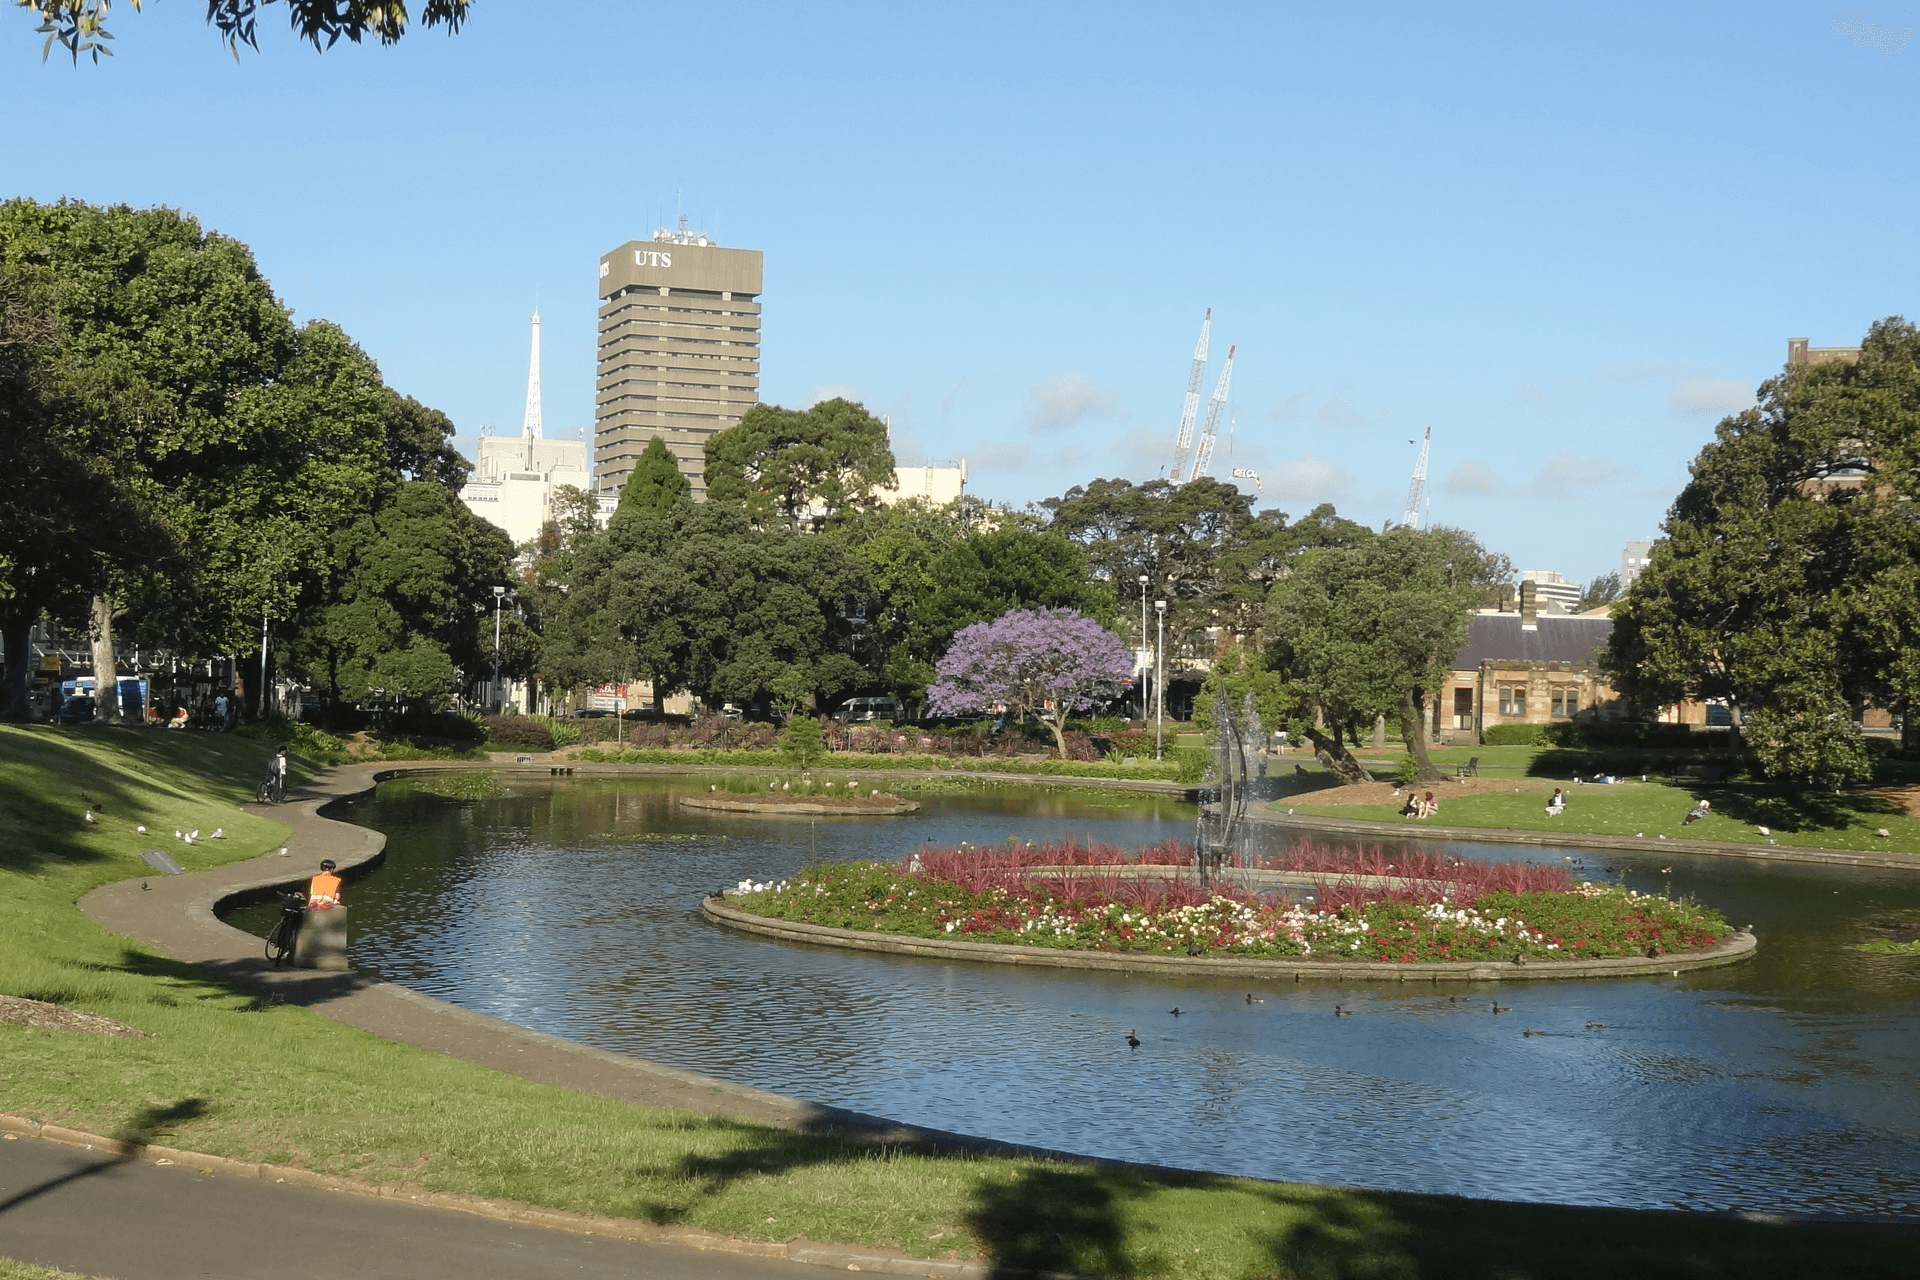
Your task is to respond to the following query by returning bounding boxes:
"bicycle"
[264,891,306,966]
[256,771,286,805]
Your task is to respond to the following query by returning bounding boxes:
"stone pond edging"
[701,895,1759,983]
[1249,806,1920,871]
[679,794,921,816]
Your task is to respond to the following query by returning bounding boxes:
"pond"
[226,773,1920,1220]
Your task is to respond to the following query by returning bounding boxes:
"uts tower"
[595,224,763,499]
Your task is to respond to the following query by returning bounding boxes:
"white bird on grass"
[173,830,184,840]
[136,825,147,834]
[210,828,224,839]
[83,809,96,825]
[276,847,290,857]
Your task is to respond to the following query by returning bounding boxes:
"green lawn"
[2,724,1913,1278]
[1287,777,1918,853]
[0,1260,108,1280]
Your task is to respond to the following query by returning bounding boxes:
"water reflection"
[227,774,1920,1218]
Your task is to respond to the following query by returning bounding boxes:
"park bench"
[1454,755,1480,780]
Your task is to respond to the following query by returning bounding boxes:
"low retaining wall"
[701,895,1758,983]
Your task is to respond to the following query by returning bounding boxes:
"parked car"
[58,695,96,724]
[571,708,613,718]
[840,696,902,723]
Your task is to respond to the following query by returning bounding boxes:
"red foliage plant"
[896,838,1572,914]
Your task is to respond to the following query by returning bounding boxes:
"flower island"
[703,840,1758,981]
[679,774,920,817]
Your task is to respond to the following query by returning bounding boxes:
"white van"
[841,696,901,723]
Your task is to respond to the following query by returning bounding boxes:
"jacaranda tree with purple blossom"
[928,607,1134,758]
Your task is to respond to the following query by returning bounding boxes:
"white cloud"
[1114,425,1176,481]
[1026,372,1121,432]
[1442,459,1509,497]
[1260,454,1355,501]
[1442,453,1637,499]
[1671,377,1754,415]
[1316,394,1382,431]
[807,384,863,407]
[968,441,1037,472]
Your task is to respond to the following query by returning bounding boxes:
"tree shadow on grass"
[1697,784,1901,836]
[634,1117,1919,1280]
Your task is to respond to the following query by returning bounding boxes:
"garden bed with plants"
[679,774,919,815]
[712,839,1748,976]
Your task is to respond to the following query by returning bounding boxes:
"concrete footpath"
[0,1132,820,1280]
[53,761,1069,1280]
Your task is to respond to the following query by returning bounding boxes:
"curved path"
[75,761,1068,1159]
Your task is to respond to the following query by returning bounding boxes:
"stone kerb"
[701,895,1758,983]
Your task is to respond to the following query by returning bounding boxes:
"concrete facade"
[595,228,763,500]
[459,430,594,547]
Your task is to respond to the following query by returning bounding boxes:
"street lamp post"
[1154,598,1167,760]
[491,586,506,714]
[1137,574,1150,720]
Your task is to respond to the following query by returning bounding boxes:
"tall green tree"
[616,436,691,516]
[830,499,1114,713]
[1267,526,1508,783]
[704,398,896,531]
[558,501,870,715]
[1605,317,1920,783]
[285,480,511,713]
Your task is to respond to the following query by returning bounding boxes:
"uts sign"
[599,248,675,280]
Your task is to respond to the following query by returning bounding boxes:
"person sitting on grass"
[1399,791,1421,818]
[1415,791,1439,819]
[1546,788,1567,816]
[1683,798,1711,826]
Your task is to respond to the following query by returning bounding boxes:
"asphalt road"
[0,1136,822,1280]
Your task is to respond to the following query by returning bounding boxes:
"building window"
[1453,687,1473,730]
[1550,688,1579,720]
[1498,686,1524,717]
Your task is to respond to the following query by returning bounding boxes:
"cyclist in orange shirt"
[307,859,344,910]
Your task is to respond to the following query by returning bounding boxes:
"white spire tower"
[521,309,544,441]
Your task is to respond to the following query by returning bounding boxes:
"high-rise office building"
[594,223,763,499]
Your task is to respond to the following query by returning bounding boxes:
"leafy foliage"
[776,715,826,766]
[615,436,691,516]
[928,608,1134,759]
[1605,317,1920,785]
[703,397,895,531]
[1267,526,1509,782]
[21,0,474,63]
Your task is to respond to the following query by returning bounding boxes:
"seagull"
[173,830,183,840]
[136,825,147,834]
[182,832,196,845]
[1756,826,1770,837]
[1126,1029,1141,1049]
[210,828,224,839]
[1658,866,1672,874]
[83,810,95,825]
[1245,993,1264,1005]
[1169,1007,1183,1017]
[276,847,289,857]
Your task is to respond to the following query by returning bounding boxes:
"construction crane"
[1398,427,1432,530]
[1168,309,1211,483]
[1188,345,1236,482]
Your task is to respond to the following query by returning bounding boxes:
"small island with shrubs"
[680,773,920,816]
[707,838,1753,980]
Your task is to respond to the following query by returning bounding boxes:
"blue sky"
[6,1,1919,584]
